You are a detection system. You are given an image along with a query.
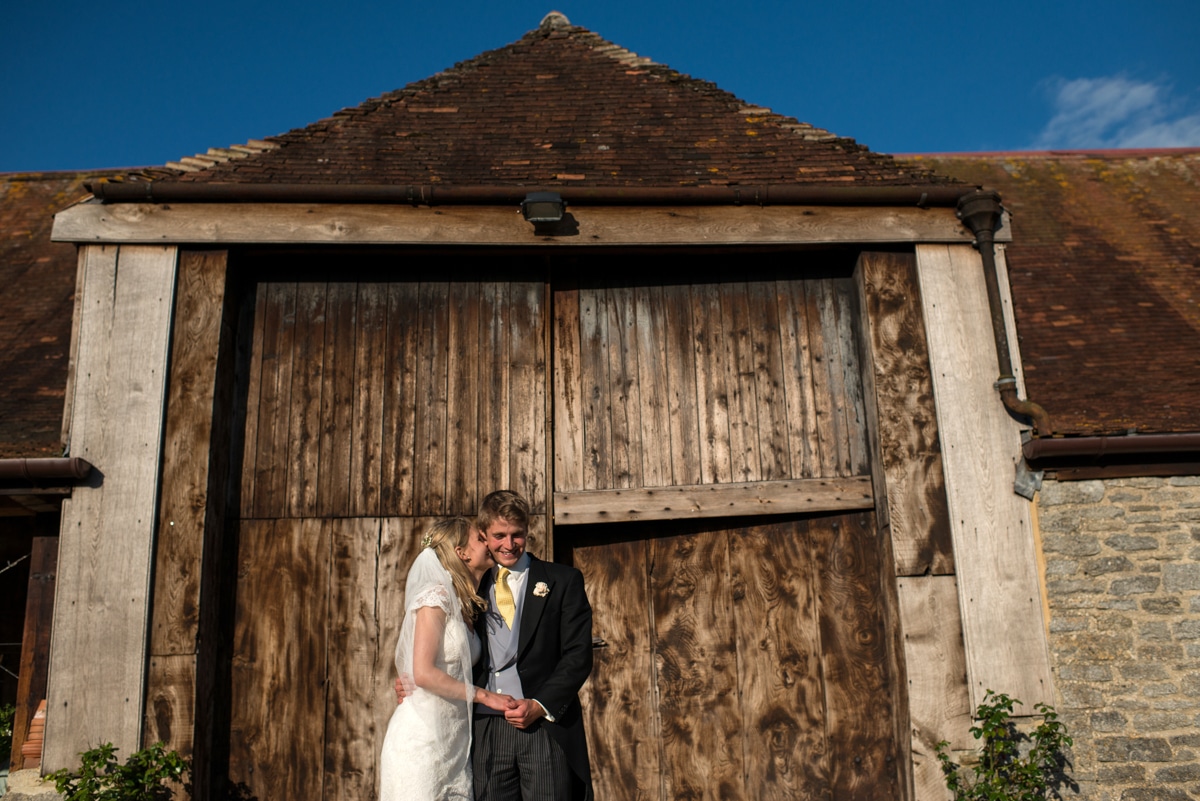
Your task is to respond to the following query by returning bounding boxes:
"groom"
[472,490,594,801]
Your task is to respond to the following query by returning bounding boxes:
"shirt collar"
[495,552,531,577]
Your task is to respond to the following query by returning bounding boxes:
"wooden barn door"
[229,275,546,801]
[572,512,901,801]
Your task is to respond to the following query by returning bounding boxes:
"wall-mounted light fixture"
[521,191,566,224]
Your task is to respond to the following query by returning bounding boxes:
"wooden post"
[11,537,57,771]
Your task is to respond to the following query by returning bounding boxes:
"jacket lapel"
[517,556,550,657]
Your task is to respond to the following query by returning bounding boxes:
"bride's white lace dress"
[379,552,481,801]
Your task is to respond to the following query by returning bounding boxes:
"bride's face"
[457,526,494,575]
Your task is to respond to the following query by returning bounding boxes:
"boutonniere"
[533,581,550,598]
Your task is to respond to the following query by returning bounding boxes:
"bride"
[379,518,514,800]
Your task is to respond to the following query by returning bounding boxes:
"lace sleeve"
[410,583,454,616]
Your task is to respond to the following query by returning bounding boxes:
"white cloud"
[1031,75,1200,149]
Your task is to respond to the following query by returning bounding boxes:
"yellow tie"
[495,568,515,628]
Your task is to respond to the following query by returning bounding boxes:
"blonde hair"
[476,489,530,535]
[424,518,487,622]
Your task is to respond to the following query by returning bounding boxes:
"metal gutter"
[1024,433,1200,461]
[0,457,92,484]
[86,181,971,207]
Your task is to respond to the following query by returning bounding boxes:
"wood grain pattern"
[144,250,229,757]
[812,513,901,800]
[776,280,819,479]
[574,539,661,801]
[916,243,1053,711]
[46,244,178,771]
[721,284,762,484]
[350,284,387,517]
[691,282,733,486]
[446,283,481,514]
[381,283,419,516]
[286,283,327,517]
[652,529,746,801]
[552,287,583,492]
[579,287,612,490]
[663,283,702,487]
[317,282,357,517]
[250,281,297,518]
[898,576,972,801]
[555,476,873,524]
[730,523,830,800]
[508,282,546,511]
[54,202,1000,246]
[635,285,672,488]
[607,285,642,489]
[747,282,791,481]
[239,283,267,518]
[413,282,450,515]
[230,518,330,801]
[854,251,954,577]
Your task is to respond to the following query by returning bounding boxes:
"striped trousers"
[473,715,572,801]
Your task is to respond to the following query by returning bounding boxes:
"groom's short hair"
[477,490,530,534]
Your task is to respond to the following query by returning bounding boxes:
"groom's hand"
[394,673,414,704]
[504,698,547,729]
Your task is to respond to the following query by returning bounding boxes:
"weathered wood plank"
[747,282,791,481]
[552,287,583,492]
[812,513,901,800]
[350,284,387,517]
[634,285,672,488]
[60,248,87,445]
[691,283,733,485]
[814,280,854,476]
[12,537,57,771]
[445,283,481,514]
[239,283,267,517]
[554,476,874,524]
[413,283,450,516]
[915,243,1053,710]
[579,287,612,491]
[230,518,329,801]
[898,576,972,801]
[143,655,196,752]
[508,282,546,511]
[854,251,954,577]
[325,518,384,801]
[47,244,178,770]
[479,282,512,494]
[802,281,840,478]
[54,202,1002,246]
[832,280,871,475]
[776,280,819,478]
[381,283,419,516]
[317,282,357,517]
[730,522,830,800]
[286,283,327,517]
[250,281,296,518]
[575,538,661,801]
[143,250,228,757]
[721,283,762,483]
[662,283,702,487]
[607,286,642,489]
[652,529,745,801]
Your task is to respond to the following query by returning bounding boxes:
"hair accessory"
[421,533,433,548]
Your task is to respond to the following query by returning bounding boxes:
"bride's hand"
[477,689,517,712]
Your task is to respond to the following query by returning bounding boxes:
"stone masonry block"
[1163,563,1200,591]
[1105,535,1159,551]
[1040,479,1106,505]
[1110,576,1160,595]
[1095,737,1173,762]
[1084,556,1135,575]
[1043,534,1102,556]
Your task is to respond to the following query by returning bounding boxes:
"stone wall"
[1039,476,1200,800]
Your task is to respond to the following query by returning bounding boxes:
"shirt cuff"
[533,699,555,722]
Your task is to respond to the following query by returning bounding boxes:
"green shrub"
[936,690,1075,801]
[49,742,189,801]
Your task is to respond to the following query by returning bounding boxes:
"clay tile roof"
[159,12,951,189]
[0,171,123,458]
[903,149,1200,437]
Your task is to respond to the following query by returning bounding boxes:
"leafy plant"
[0,702,14,765]
[49,741,190,801]
[936,690,1075,801]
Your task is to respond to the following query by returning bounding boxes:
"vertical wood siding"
[574,513,901,801]
[554,277,868,495]
[239,280,546,519]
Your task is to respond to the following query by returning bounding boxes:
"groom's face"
[485,518,526,568]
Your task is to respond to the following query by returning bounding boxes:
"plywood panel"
[812,513,901,800]
[575,539,661,801]
[854,252,954,577]
[730,523,830,800]
[916,243,1053,710]
[47,244,178,770]
[652,530,745,801]
[230,518,330,801]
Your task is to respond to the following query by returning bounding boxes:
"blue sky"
[3,0,1198,172]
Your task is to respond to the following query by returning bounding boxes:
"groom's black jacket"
[475,555,594,800]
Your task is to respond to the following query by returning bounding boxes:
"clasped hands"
[394,675,547,729]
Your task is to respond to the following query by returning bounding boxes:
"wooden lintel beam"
[553,476,874,524]
[52,202,1011,246]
